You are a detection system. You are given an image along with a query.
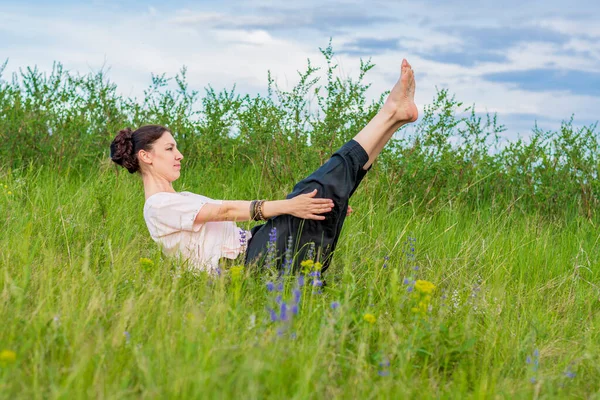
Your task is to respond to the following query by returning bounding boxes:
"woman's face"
[139,131,183,181]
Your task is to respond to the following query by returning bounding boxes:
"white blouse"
[143,191,252,274]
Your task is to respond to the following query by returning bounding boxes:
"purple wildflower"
[268,307,278,322]
[331,301,340,310]
[239,228,247,253]
[293,289,301,304]
[378,357,391,376]
[265,227,278,270]
[283,235,294,275]
[264,244,307,334]
[306,242,315,260]
[526,349,540,383]
[404,237,416,263]
[564,370,575,379]
[564,362,575,379]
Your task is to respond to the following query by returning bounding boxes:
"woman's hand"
[346,205,353,216]
[287,189,335,220]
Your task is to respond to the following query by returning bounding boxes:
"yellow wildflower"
[230,265,244,279]
[314,262,322,271]
[0,350,16,364]
[414,280,436,294]
[363,313,377,324]
[411,300,429,315]
[7,191,12,195]
[300,259,314,273]
[139,257,154,270]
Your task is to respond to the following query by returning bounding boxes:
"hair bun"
[120,127,133,141]
[110,127,139,173]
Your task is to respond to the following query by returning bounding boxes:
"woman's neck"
[142,173,176,200]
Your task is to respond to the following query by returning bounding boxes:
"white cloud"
[502,42,599,72]
[1,6,325,99]
[169,11,287,29]
[0,1,598,141]
[536,17,600,38]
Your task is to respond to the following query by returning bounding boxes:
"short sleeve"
[147,193,211,235]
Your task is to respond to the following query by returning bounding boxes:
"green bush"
[1,44,598,219]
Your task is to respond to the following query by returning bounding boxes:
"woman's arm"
[194,189,335,224]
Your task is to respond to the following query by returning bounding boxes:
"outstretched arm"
[194,189,335,224]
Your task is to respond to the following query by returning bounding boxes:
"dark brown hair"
[110,125,169,174]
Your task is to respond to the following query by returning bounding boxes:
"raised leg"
[245,60,419,272]
[353,59,418,170]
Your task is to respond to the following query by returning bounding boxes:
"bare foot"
[382,59,418,123]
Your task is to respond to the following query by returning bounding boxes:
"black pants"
[244,139,371,273]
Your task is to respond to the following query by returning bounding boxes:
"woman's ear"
[138,149,152,165]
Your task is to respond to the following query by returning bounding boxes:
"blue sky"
[1,0,599,140]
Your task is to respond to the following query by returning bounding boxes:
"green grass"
[1,162,599,399]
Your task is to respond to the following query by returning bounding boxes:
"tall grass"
[1,44,600,398]
[1,162,599,398]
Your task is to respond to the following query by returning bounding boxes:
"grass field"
[1,161,599,399]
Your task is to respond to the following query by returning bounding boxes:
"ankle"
[379,104,398,123]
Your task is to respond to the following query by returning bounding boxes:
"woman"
[110,59,417,275]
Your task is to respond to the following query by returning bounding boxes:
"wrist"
[262,199,287,219]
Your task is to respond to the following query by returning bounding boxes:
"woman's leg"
[354,59,418,170]
[246,60,418,271]
[308,59,418,267]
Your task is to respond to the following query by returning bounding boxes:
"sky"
[1,0,599,141]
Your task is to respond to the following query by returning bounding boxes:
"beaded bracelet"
[250,200,267,221]
[250,200,258,220]
[257,200,265,221]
